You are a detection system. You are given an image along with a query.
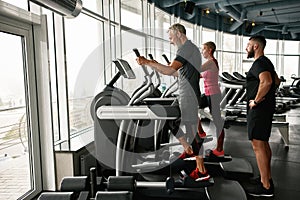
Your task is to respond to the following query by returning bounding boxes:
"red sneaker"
[198,132,207,138]
[211,149,224,157]
[189,168,210,181]
[178,151,194,159]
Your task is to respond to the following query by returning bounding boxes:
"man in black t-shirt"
[136,23,209,181]
[245,35,280,197]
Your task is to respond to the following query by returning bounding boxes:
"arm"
[274,72,281,87]
[136,56,179,76]
[249,71,273,108]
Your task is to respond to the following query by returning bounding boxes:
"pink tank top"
[201,59,221,96]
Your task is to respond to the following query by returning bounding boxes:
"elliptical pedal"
[182,154,232,163]
[204,155,232,164]
[166,176,214,194]
[204,150,232,163]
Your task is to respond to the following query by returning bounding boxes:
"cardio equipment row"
[38,50,254,200]
[217,71,295,150]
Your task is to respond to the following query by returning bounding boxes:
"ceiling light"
[252,22,255,26]
[205,8,210,14]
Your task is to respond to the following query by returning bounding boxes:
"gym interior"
[1,0,300,199]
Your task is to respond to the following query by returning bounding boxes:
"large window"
[64,13,105,146]
[0,16,42,200]
[0,31,32,200]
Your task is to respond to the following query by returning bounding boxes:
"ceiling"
[147,0,300,40]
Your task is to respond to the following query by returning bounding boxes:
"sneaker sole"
[206,151,225,158]
[248,193,274,197]
[195,175,210,182]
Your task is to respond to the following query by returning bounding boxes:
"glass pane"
[2,0,28,10]
[284,40,299,55]
[154,8,170,39]
[64,14,104,147]
[242,36,252,73]
[121,30,145,96]
[265,39,277,55]
[0,32,31,199]
[266,55,277,71]
[154,38,174,90]
[223,33,235,51]
[180,20,194,40]
[202,28,216,44]
[121,0,142,30]
[284,56,299,84]
[110,0,115,21]
[83,0,103,15]
[242,36,250,52]
[222,52,235,73]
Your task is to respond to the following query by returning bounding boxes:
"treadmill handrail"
[97,105,179,120]
[219,82,244,89]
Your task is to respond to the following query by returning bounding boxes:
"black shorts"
[247,108,273,141]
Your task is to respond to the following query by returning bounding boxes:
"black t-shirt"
[246,55,276,112]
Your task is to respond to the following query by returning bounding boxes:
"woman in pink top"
[198,41,225,157]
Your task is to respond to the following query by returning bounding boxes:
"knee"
[251,140,263,152]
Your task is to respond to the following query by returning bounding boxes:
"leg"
[178,136,193,155]
[197,117,206,137]
[265,142,272,180]
[216,129,225,152]
[195,156,205,172]
[168,118,194,156]
[186,124,210,181]
[210,94,225,153]
[246,110,274,197]
[251,139,271,189]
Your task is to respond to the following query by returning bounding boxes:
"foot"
[211,149,224,157]
[249,176,274,189]
[179,146,194,159]
[188,168,210,181]
[246,182,274,197]
[206,149,224,157]
[198,132,207,138]
[178,151,194,159]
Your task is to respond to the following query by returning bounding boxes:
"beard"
[247,47,255,58]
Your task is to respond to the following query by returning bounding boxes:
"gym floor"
[216,104,300,199]
[30,104,300,200]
